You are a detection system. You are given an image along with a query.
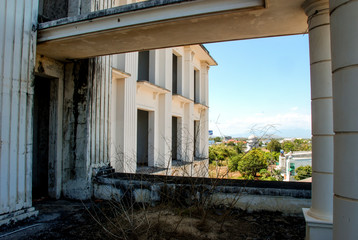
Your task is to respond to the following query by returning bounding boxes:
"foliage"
[293,139,312,151]
[234,142,245,154]
[281,141,295,152]
[209,149,217,162]
[209,144,238,164]
[213,136,222,143]
[271,169,284,181]
[228,154,242,172]
[266,139,281,152]
[237,149,268,179]
[294,165,312,180]
[259,169,271,179]
[209,144,284,181]
[259,169,283,181]
[263,151,279,165]
[281,139,312,153]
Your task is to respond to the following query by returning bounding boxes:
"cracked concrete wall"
[62,60,92,199]
[34,55,113,200]
[33,0,118,200]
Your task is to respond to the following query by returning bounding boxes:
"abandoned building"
[112,45,215,176]
[1,0,358,239]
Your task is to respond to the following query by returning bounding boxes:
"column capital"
[200,61,209,69]
[302,0,329,17]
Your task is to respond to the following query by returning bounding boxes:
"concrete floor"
[0,199,306,240]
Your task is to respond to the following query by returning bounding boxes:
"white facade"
[110,46,215,174]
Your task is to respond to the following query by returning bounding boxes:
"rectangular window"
[172,54,178,94]
[137,109,149,166]
[138,51,150,81]
[194,69,200,103]
[172,117,178,160]
[194,120,200,158]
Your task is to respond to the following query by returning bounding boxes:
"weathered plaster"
[94,173,311,215]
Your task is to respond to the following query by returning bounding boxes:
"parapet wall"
[93,173,311,215]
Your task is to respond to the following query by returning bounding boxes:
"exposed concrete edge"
[95,176,311,198]
[99,172,311,191]
[0,208,39,227]
[93,177,311,215]
[38,0,202,29]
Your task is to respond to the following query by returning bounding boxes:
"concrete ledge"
[0,207,39,226]
[100,172,311,191]
[93,173,311,215]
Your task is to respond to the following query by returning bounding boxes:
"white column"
[181,46,195,166]
[200,62,209,106]
[158,93,172,169]
[329,0,358,239]
[160,49,173,169]
[183,102,194,163]
[302,0,333,239]
[111,52,138,173]
[183,47,194,99]
[0,0,39,225]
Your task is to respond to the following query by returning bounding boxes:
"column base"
[303,208,332,240]
[0,207,39,226]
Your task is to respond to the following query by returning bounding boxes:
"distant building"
[224,136,232,141]
[246,135,259,151]
[278,151,312,181]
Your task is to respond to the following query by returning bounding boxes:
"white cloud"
[209,111,311,137]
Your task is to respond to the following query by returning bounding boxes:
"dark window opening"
[172,117,178,160]
[138,51,150,81]
[194,120,200,159]
[137,109,149,166]
[194,69,199,103]
[172,54,178,94]
[32,76,50,199]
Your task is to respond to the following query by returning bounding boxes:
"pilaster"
[302,0,333,238]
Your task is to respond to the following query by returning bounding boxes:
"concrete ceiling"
[37,0,308,61]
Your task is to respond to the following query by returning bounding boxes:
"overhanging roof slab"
[37,0,307,61]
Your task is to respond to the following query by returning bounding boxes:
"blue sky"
[204,35,311,138]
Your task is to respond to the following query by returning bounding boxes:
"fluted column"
[302,0,333,239]
[329,0,358,239]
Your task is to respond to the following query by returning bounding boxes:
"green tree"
[228,154,242,172]
[235,142,244,154]
[209,147,217,163]
[259,169,277,181]
[293,139,312,151]
[237,149,268,179]
[281,141,295,153]
[294,165,312,180]
[263,151,279,165]
[267,139,281,152]
[209,144,239,164]
[213,136,222,143]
